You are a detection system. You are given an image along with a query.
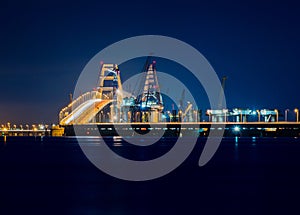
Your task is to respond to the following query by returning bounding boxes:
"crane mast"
[218,76,227,109]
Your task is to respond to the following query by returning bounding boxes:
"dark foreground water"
[0,136,300,215]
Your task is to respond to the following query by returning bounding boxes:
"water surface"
[0,137,299,214]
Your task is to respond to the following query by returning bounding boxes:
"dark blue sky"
[0,0,299,124]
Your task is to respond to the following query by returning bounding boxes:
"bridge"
[59,60,164,125]
[59,63,122,125]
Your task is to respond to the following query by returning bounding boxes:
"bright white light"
[233,126,240,132]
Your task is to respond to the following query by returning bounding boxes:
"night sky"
[0,0,299,124]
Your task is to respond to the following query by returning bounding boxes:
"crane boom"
[182,103,193,121]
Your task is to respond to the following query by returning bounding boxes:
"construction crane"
[218,76,227,109]
[130,57,163,122]
[179,89,185,110]
[182,102,193,122]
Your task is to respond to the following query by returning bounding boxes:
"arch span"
[60,99,113,125]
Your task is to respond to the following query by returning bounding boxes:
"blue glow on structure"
[233,126,240,132]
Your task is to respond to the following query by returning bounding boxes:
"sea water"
[0,136,299,214]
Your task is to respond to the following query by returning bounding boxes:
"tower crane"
[179,89,185,110]
[218,76,227,109]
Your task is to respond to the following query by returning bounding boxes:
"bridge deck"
[60,99,112,125]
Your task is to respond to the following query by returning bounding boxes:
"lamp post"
[100,111,103,122]
[238,110,242,123]
[256,110,260,122]
[295,108,299,123]
[107,112,110,123]
[285,109,289,122]
[223,109,227,123]
[167,111,171,122]
[193,110,197,122]
[178,110,182,122]
[274,109,278,122]
[207,110,211,122]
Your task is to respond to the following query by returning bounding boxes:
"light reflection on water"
[234,136,257,144]
[252,136,256,146]
[113,136,123,146]
[1,136,300,214]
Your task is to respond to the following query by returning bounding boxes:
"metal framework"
[59,63,123,125]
